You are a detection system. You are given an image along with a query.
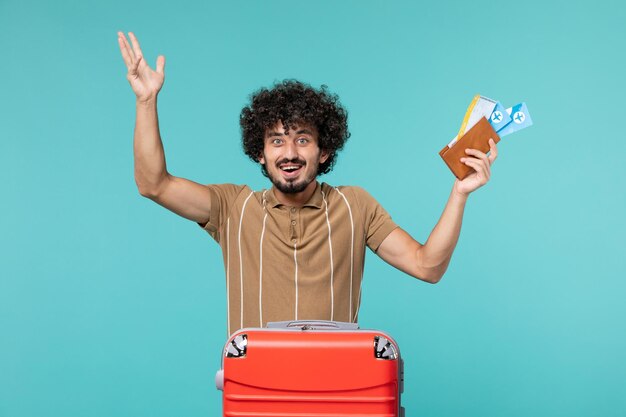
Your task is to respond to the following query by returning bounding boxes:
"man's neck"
[272,180,319,207]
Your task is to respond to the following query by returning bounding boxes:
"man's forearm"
[418,187,469,279]
[133,99,168,196]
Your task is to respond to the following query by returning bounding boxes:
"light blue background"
[1,1,625,416]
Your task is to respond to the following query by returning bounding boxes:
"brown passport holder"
[439,117,500,180]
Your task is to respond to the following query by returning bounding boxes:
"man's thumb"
[156,55,165,74]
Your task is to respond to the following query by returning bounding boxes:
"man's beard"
[266,158,319,194]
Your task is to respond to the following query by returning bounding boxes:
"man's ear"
[320,149,330,164]
[258,154,265,165]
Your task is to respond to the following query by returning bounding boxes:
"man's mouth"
[278,162,304,178]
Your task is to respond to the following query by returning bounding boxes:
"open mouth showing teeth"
[280,165,303,173]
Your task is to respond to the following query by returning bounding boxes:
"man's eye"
[272,138,283,145]
[297,138,309,144]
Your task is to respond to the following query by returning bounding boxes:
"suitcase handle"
[266,320,360,330]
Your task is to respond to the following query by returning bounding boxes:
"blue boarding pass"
[489,101,512,132]
[496,102,533,137]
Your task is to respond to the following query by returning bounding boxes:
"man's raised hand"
[117,32,165,103]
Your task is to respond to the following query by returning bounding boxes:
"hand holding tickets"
[440,95,533,180]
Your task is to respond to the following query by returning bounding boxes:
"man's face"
[259,121,329,194]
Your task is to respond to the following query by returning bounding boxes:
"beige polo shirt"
[200,182,398,335]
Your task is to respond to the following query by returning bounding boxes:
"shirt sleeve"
[198,183,248,242]
[349,186,398,252]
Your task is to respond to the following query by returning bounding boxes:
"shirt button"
[292,239,297,243]
[291,207,296,213]
[291,220,296,225]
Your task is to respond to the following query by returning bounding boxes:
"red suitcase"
[215,320,405,416]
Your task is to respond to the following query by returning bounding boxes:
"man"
[118,32,498,336]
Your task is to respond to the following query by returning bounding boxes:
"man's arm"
[376,140,498,283]
[118,32,212,225]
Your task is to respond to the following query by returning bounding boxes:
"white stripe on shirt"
[226,218,231,336]
[258,190,268,327]
[293,242,298,320]
[237,191,255,330]
[321,190,334,321]
[335,187,355,322]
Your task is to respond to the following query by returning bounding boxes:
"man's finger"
[488,139,498,164]
[461,158,489,180]
[156,55,165,74]
[117,33,134,69]
[128,32,144,60]
[120,32,137,61]
[465,148,491,166]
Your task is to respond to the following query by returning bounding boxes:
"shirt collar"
[266,182,323,209]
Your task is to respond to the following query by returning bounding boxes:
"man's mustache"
[275,158,306,167]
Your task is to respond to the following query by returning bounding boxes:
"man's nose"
[284,141,298,159]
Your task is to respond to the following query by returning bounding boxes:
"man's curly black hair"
[240,80,350,177]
